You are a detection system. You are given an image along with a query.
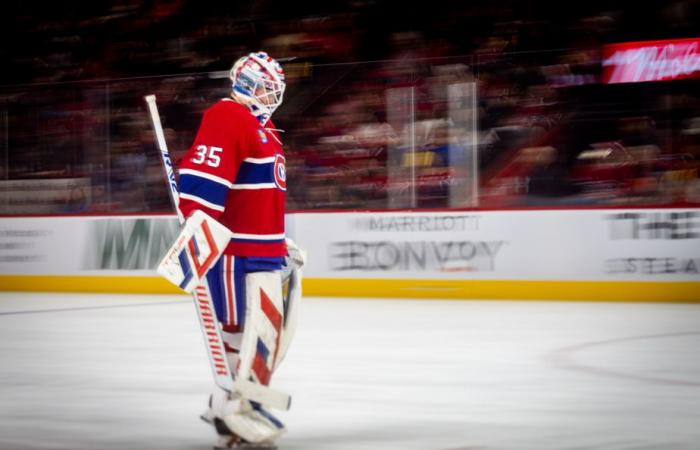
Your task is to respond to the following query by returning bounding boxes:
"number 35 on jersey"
[192,145,223,168]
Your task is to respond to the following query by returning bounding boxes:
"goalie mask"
[230,52,285,125]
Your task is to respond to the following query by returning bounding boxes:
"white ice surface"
[1,293,699,450]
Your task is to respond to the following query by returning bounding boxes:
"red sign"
[602,38,700,83]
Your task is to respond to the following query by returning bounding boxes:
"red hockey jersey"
[178,99,286,257]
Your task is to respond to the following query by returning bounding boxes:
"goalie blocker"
[158,210,233,293]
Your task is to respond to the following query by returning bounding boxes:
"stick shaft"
[144,94,184,224]
[144,94,232,390]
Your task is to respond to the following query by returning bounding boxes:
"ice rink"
[1,292,699,450]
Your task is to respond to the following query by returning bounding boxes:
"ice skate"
[203,401,279,450]
[202,391,284,449]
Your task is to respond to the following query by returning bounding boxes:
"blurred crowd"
[1,0,699,213]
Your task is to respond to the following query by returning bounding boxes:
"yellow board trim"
[303,278,700,302]
[0,275,183,295]
[0,275,699,303]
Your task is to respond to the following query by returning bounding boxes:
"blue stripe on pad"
[250,402,285,429]
[256,338,270,362]
[177,251,193,289]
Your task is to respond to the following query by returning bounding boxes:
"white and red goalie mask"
[229,51,285,125]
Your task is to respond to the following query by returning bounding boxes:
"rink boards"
[1,209,699,301]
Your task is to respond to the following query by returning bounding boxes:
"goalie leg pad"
[216,265,289,443]
[236,271,285,386]
[275,238,305,369]
[222,325,243,371]
[275,266,301,369]
[231,267,293,409]
[202,257,291,411]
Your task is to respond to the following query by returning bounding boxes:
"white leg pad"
[231,271,291,411]
[205,271,295,445]
[276,266,302,369]
[237,272,285,387]
[276,238,305,369]
[222,329,242,373]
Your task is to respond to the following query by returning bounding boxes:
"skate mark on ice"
[0,300,189,317]
[545,331,700,387]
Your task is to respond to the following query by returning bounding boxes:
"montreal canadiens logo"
[273,154,286,191]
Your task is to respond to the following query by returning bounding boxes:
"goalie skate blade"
[214,442,277,450]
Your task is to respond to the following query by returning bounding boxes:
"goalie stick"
[144,95,291,411]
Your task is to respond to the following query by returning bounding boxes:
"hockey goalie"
[154,52,304,450]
